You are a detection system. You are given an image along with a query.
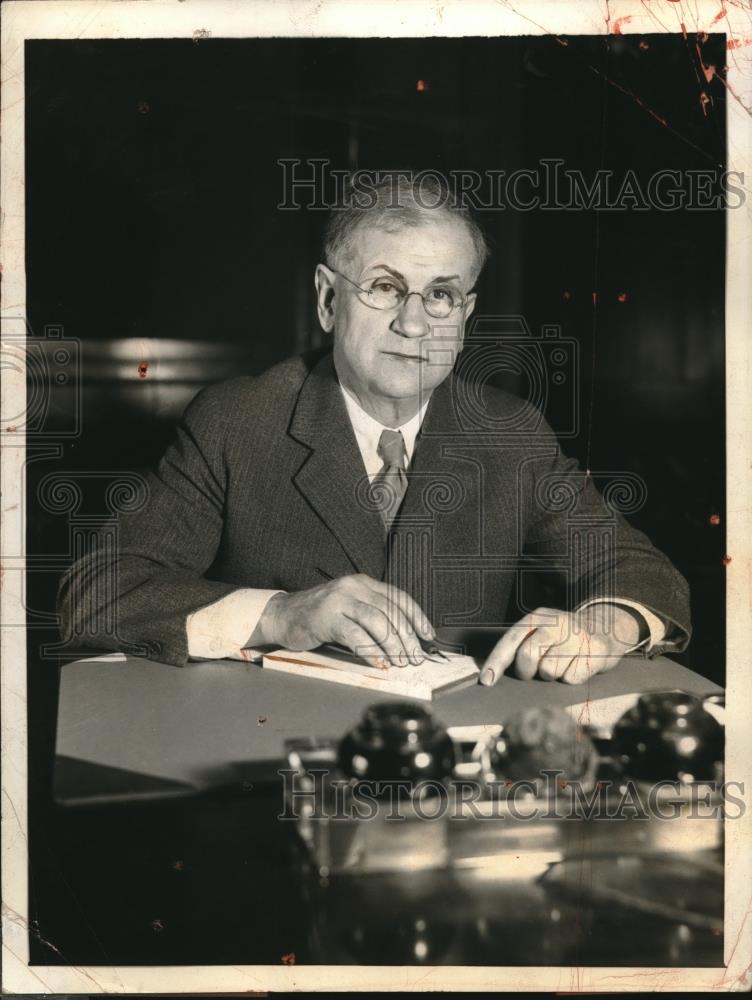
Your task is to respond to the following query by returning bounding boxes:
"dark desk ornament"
[281,691,725,957]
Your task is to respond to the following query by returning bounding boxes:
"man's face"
[317,217,478,408]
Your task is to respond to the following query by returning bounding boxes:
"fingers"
[363,578,435,641]
[539,634,620,685]
[480,609,561,685]
[561,650,622,685]
[347,601,418,668]
[352,577,434,667]
[536,647,571,682]
[480,609,614,685]
[287,574,432,666]
[515,635,556,681]
[357,585,428,665]
[557,628,622,684]
[479,606,631,689]
[329,575,432,667]
[339,618,390,669]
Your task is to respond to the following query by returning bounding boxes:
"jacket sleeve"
[56,383,245,667]
[520,416,691,656]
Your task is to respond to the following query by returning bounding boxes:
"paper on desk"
[261,644,480,700]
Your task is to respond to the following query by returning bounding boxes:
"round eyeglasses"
[331,268,468,320]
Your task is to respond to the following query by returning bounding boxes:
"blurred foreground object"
[284,694,723,878]
[612,691,724,781]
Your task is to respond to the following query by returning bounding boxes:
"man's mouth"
[382,351,426,363]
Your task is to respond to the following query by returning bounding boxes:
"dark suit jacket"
[58,349,691,666]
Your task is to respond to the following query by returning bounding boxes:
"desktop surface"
[32,650,724,968]
[54,651,721,804]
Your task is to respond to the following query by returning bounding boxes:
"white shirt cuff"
[576,597,667,653]
[186,588,284,661]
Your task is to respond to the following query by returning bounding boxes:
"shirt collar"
[338,382,430,463]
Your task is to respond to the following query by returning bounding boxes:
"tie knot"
[378,428,407,470]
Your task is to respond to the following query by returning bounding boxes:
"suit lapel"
[289,352,387,580]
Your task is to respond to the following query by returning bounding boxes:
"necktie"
[371,428,408,532]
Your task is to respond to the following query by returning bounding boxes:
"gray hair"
[323,173,489,283]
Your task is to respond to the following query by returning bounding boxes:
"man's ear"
[315,263,336,333]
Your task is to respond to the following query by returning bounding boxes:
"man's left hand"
[479,603,643,686]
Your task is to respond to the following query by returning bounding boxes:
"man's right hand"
[252,574,435,668]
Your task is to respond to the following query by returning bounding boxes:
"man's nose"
[390,292,431,339]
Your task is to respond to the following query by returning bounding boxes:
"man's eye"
[428,287,455,303]
[371,280,398,293]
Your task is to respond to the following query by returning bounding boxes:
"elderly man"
[58,176,691,685]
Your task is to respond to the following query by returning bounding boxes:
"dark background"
[24,35,726,965]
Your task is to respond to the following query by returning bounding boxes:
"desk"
[54,652,720,805]
[41,653,724,967]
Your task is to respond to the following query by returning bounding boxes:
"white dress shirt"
[339,383,430,480]
[186,382,665,660]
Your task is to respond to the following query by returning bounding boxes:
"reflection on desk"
[34,783,724,967]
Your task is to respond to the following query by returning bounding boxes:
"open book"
[261,644,481,701]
